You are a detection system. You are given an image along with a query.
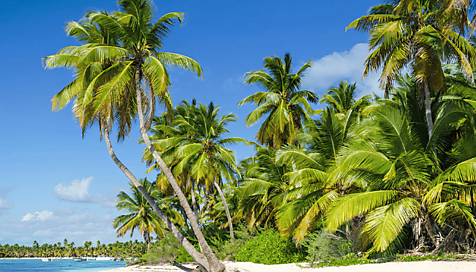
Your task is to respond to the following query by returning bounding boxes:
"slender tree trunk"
[145,233,150,252]
[424,82,434,139]
[190,178,200,226]
[134,66,225,272]
[384,82,391,99]
[423,212,439,249]
[180,206,190,229]
[104,128,209,271]
[412,216,425,252]
[212,181,234,244]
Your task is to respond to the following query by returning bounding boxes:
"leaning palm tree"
[44,1,224,270]
[347,0,476,139]
[238,53,318,149]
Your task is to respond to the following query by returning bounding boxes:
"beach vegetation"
[235,228,306,264]
[301,230,353,265]
[138,233,181,264]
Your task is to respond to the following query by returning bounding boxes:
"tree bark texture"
[424,82,434,139]
[190,178,200,226]
[213,181,234,243]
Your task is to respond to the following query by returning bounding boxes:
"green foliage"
[235,229,305,264]
[301,231,353,265]
[138,234,181,264]
[314,254,371,268]
[310,252,463,268]
[211,226,257,261]
[113,178,167,248]
[175,245,199,263]
[239,53,318,148]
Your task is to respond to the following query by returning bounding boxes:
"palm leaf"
[326,190,399,232]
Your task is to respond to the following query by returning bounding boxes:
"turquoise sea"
[0,259,126,272]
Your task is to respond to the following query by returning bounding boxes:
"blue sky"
[0,0,382,246]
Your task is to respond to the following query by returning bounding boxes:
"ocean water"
[0,259,126,272]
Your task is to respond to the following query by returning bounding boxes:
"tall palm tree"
[44,1,224,270]
[347,0,476,139]
[238,53,318,149]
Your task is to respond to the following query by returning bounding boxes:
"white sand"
[97,261,476,272]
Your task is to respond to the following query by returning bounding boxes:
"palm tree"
[347,0,476,140]
[320,81,371,124]
[68,242,75,257]
[44,1,224,270]
[238,53,318,149]
[114,178,179,251]
[234,146,293,229]
[143,100,248,243]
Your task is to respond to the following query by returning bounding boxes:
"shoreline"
[94,260,476,272]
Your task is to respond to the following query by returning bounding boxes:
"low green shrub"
[175,244,201,263]
[395,253,458,262]
[235,228,305,264]
[314,254,371,268]
[301,230,353,265]
[139,234,181,264]
[211,226,257,261]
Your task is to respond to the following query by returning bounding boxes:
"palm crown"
[239,53,318,149]
[45,0,202,140]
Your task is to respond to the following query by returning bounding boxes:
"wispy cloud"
[0,188,14,215]
[302,43,383,97]
[53,177,115,208]
[21,211,53,222]
[54,177,93,202]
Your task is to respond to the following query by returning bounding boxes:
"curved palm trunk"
[212,181,234,243]
[134,67,225,272]
[104,128,209,271]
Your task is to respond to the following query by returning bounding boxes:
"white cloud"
[53,177,116,207]
[302,43,383,97]
[0,188,14,215]
[21,211,53,222]
[54,177,93,202]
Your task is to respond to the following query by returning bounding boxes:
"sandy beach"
[97,261,476,272]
